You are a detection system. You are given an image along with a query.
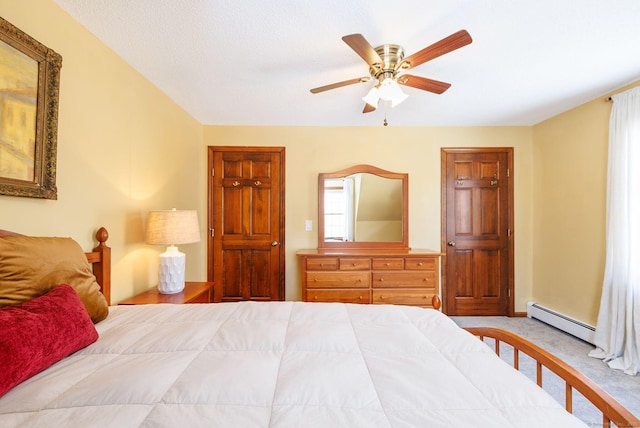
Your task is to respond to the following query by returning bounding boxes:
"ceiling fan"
[310,30,472,114]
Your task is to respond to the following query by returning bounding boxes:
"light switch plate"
[305,220,312,231]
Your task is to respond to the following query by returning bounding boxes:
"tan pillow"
[0,236,109,323]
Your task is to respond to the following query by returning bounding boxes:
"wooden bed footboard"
[465,327,639,428]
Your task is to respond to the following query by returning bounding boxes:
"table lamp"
[145,208,200,294]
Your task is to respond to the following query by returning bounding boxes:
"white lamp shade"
[362,86,381,107]
[390,90,409,107]
[378,78,408,107]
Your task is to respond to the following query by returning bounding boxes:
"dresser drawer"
[306,257,338,270]
[371,258,403,270]
[306,272,370,288]
[372,271,436,288]
[405,257,436,270]
[306,289,370,304]
[372,289,436,306]
[339,258,371,270]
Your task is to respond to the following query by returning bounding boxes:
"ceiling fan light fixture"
[378,77,408,107]
[363,86,381,107]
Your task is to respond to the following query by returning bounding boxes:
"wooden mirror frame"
[318,164,408,250]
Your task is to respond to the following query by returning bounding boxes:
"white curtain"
[589,86,640,375]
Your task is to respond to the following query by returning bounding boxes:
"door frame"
[440,147,515,316]
[207,146,286,301]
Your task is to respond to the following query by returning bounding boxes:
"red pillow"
[0,284,99,397]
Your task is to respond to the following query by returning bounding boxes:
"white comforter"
[0,302,586,427]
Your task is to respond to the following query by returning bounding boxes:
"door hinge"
[211,167,215,176]
[507,228,511,237]
[508,288,511,297]
[507,168,510,177]
[210,228,214,237]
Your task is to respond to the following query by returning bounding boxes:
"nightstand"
[118,281,214,305]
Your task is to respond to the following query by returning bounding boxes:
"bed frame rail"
[465,327,639,428]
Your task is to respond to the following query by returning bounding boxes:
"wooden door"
[441,148,514,316]
[208,147,285,302]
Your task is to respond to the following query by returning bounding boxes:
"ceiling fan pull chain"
[383,102,389,126]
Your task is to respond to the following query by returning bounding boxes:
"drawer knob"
[352,263,357,267]
[314,296,318,300]
[423,278,429,282]
[385,263,390,267]
[379,278,384,282]
[359,295,363,300]
[418,262,423,266]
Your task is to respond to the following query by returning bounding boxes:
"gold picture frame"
[0,17,61,199]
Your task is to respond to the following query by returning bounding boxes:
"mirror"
[318,165,408,249]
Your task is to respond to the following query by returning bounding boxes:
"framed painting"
[0,17,62,199]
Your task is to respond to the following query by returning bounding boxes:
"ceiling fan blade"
[398,75,451,94]
[342,34,383,66]
[363,103,376,113]
[401,30,472,70]
[310,77,370,94]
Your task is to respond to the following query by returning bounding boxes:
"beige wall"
[203,126,535,311]
[1,0,205,303]
[532,80,640,326]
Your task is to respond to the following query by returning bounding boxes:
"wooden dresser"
[297,249,442,309]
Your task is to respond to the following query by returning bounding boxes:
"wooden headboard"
[0,226,112,305]
[86,227,111,305]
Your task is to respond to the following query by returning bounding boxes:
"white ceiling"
[53,0,640,127]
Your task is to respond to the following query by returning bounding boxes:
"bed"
[0,227,638,428]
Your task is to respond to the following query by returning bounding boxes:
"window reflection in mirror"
[324,173,403,243]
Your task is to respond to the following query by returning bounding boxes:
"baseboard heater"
[527,302,596,345]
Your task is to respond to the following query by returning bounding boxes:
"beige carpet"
[451,316,640,425]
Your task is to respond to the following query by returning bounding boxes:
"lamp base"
[157,245,185,294]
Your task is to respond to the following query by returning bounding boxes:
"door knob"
[271,241,279,247]
[447,241,456,247]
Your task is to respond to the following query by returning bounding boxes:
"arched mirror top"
[318,164,408,250]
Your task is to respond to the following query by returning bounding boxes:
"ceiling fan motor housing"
[370,44,409,82]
